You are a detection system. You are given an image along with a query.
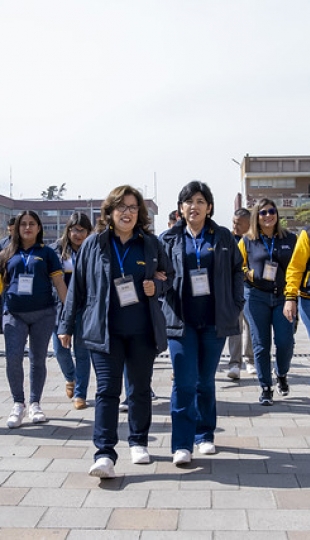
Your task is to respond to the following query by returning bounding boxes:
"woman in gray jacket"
[160,181,244,465]
[58,185,173,479]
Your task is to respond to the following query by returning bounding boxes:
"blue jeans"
[53,313,91,400]
[90,333,156,464]
[244,287,295,388]
[3,307,56,404]
[299,297,310,338]
[168,325,225,453]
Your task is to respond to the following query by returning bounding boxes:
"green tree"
[41,183,67,200]
[294,204,310,225]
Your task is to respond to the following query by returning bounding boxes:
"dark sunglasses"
[259,208,277,217]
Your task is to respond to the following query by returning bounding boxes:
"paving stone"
[179,509,247,530]
[148,489,211,508]
[20,487,89,507]
[275,489,310,509]
[39,507,112,528]
[3,471,68,488]
[248,509,310,530]
[107,509,178,530]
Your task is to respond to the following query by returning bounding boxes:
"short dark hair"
[7,217,16,226]
[234,208,250,219]
[168,210,178,222]
[178,181,214,218]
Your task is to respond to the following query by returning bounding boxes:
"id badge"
[263,261,278,281]
[114,275,139,307]
[18,273,34,295]
[190,268,210,296]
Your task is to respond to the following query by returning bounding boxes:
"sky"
[1,0,310,234]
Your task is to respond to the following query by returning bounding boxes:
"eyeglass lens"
[117,204,139,214]
[259,208,276,216]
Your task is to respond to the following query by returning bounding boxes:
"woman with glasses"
[238,198,297,405]
[160,181,244,465]
[51,212,93,410]
[0,210,67,428]
[58,185,173,479]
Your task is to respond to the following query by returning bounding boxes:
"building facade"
[240,154,310,231]
[0,195,158,243]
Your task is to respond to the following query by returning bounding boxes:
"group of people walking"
[0,180,309,480]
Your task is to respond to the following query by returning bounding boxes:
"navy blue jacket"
[160,219,244,338]
[58,227,173,353]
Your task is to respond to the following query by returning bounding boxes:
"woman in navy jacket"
[58,185,173,479]
[160,181,244,465]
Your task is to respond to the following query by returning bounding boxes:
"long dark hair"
[96,185,151,233]
[59,212,92,259]
[0,210,43,283]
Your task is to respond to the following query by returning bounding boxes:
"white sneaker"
[227,366,240,379]
[246,364,257,375]
[173,449,192,465]
[7,403,26,429]
[89,457,116,478]
[29,403,46,424]
[119,400,129,412]
[197,442,216,454]
[130,445,150,464]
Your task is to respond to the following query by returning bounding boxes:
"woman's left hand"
[143,280,155,297]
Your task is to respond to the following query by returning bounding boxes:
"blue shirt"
[108,231,152,335]
[182,226,216,327]
[4,243,63,312]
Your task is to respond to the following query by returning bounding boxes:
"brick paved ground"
[0,321,309,539]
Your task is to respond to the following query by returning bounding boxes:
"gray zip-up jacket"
[58,227,173,353]
[159,219,244,338]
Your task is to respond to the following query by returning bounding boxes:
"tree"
[41,183,67,200]
[294,204,310,226]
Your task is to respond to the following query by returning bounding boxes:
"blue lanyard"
[112,239,130,278]
[260,234,275,260]
[20,249,34,273]
[187,227,205,270]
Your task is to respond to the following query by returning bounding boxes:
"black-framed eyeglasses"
[259,208,277,217]
[116,204,139,214]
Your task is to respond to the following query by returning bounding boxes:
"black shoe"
[259,386,273,406]
[276,375,289,396]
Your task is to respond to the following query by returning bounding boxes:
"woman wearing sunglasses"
[238,198,297,405]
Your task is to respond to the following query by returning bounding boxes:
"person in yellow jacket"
[283,228,310,337]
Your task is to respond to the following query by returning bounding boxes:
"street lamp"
[231,157,244,207]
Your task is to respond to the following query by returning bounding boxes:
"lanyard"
[260,234,275,260]
[112,239,130,278]
[20,249,34,273]
[187,226,205,270]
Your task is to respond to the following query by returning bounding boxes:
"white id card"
[18,274,34,295]
[114,275,139,307]
[190,268,210,296]
[263,261,278,281]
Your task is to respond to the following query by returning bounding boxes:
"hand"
[58,334,72,349]
[154,271,167,281]
[283,300,297,323]
[143,280,155,297]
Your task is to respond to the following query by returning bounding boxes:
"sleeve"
[153,239,174,298]
[285,230,310,300]
[46,246,63,277]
